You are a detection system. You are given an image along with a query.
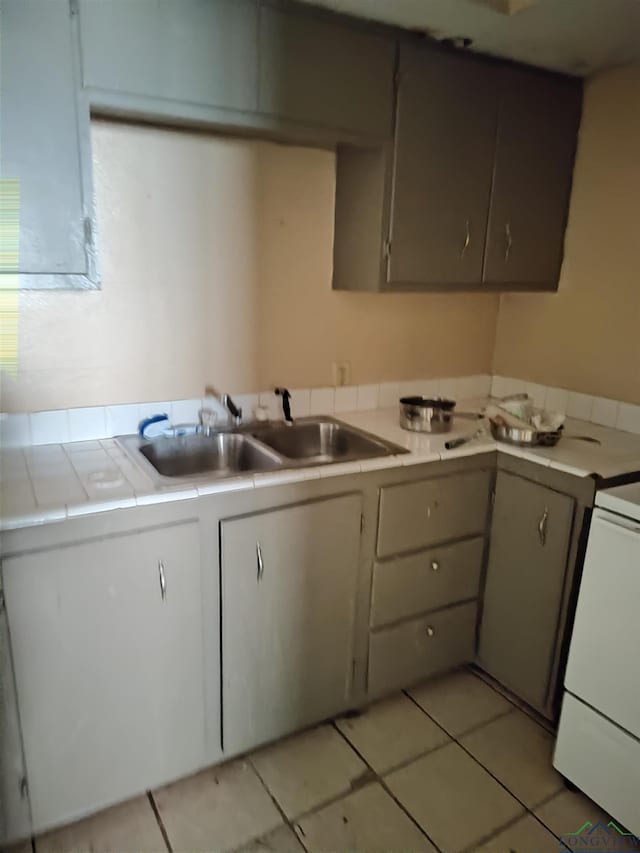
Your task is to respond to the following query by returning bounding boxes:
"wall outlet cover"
[333,361,351,387]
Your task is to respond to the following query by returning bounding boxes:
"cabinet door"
[221,495,361,754]
[0,0,91,277]
[0,578,30,845]
[478,472,575,712]
[79,0,258,113]
[387,45,499,286]
[3,522,206,832]
[258,5,394,139]
[483,68,582,287]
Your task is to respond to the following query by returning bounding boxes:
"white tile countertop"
[2,402,640,532]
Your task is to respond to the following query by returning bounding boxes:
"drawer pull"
[425,625,435,638]
[426,500,439,519]
[430,560,440,572]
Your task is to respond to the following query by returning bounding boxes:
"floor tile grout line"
[25,673,571,853]
[526,788,580,848]
[246,758,311,853]
[330,720,445,853]
[337,684,569,852]
[147,791,173,853]
[401,687,517,741]
[401,689,563,834]
[454,784,574,853]
[466,665,556,736]
[458,808,536,853]
[263,769,376,827]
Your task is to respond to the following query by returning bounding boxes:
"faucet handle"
[198,407,217,436]
[223,394,243,424]
[275,387,293,424]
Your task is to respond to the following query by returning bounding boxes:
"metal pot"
[399,397,457,433]
[489,420,601,448]
[489,419,561,447]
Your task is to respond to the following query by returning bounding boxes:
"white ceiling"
[295,0,640,76]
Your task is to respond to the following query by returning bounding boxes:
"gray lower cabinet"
[0,576,30,845]
[368,468,491,697]
[2,521,206,833]
[387,45,498,287]
[221,494,362,755]
[370,537,485,628]
[78,0,259,115]
[483,67,582,288]
[477,471,576,713]
[377,470,491,558]
[258,5,394,140]
[368,602,477,695]
[0,0,94,286]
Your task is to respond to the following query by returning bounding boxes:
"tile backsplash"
[2,373,640,448]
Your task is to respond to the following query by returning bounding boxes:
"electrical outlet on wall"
[333,361,351,387]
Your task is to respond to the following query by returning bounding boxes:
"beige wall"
[8,63,637,416]
[3,119,499,412]
[493,64,640,405]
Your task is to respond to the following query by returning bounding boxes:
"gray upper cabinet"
[221,494,362,756]
[258,5,394,141]
[387,46,499,287]
[79,0,258,114]
[333,44,582,293]
[483,67,582,288]
[3,522,207,834]
[477,471,575,714]
[0,0,94,286]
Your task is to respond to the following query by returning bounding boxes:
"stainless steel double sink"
[118,417,407,484]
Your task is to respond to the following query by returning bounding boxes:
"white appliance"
[554,482,640,834]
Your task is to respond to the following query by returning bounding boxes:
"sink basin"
[251,419,397,464]
[135,433,282,479]
[117,417,406,485]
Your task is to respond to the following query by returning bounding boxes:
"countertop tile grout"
[3,402,640,531]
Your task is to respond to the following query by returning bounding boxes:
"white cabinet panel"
[565,510,640,739]
[554,693,640,836]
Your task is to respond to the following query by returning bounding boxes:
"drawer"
[371,537,484,628]
[368,602,477,696]
[554,693,640,835]
[377,471,491,558]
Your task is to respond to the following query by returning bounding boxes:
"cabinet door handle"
[425,625,435,638]
[538,507,549,546]
[504,222,513,262]
[256,542,264,582]
[461,219,471,257]
[158,560,167,601]
[430,560,440,572]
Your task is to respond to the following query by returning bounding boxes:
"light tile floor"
[19,668,623,853]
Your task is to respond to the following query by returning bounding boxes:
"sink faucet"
[204,385,243,427]
[275,387,293,425]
